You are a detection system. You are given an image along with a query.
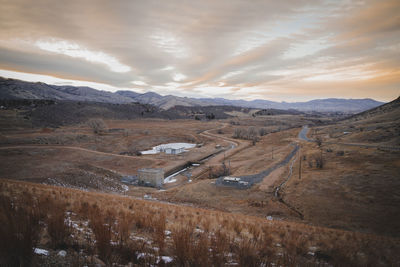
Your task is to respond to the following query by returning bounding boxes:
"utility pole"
[272,147,274,159]
[299,154,302,179]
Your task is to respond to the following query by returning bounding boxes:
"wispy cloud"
[0,0,398,101]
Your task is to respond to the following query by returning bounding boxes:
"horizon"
[1,74,389,104]
[0,1,399,102]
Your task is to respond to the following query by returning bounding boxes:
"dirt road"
[0,144,150,160]
[298,125,400,151]
[189,123,250,179]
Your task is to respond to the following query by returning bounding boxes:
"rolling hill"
[0,76,384,112]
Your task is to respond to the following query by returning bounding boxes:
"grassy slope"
[1,179,399,266]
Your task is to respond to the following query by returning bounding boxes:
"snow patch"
[57,250,67,257]
[34,248,49,256]
[160,256,173,263]
[121,184,129,192]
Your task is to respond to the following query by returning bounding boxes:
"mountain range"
[0,76,384,112]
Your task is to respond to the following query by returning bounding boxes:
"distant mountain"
[114,90,140,99]
[0,77,133,104]
[0,76,385,112]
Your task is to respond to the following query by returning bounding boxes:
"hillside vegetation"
[1,179,399,266]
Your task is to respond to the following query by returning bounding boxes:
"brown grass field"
[1,103,400,266]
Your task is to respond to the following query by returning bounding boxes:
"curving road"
[0,144,150,160]
[298,125,311,142]
[298,125,400,151]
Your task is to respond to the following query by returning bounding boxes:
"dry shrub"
[132,207,151,230]
[314,153,324,169]
[115,211,133,247]
[208,161,231,178]
[201,217,211,233]
[231,219,242,235]
[153,212,166,253]
[117,239,146,265]
[89,210,116,264]
[172,226,194,266]
[0,194,41,267]
[248,223,261,240]
[87,118,107,134]
[235,226,277,266]
[46,201,71,249]
[280,230,308,265]
[236,238,263,267]
[210,229,230,266]
[193,232,210,266]
[78,201,90,217]
[172,226,211,267]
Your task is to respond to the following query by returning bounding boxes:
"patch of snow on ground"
[159,256,173,263]
[121,184,129,192]
[34,248,49,256]
[57,250,67,257]
[141,143,196,155]
[164,167,188,183]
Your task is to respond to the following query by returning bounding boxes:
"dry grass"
[0,193,41,266]
[0,179,399,266]
[45,200,71,249]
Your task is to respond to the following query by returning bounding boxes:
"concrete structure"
[138,168,164,188]
[141,143,196,155]
[121,175,138,185]
[217,176,251,189]
[223,176,241,183]
[163,147,184,154]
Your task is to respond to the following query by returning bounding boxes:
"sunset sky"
[0,0,399,102]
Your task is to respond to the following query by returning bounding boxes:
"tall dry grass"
[1,180,399,266]
[45,201,71,249]
[0,193,41,267]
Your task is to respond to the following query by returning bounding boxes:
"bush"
[0,194,41,267]
[46,202,71,249]
[315,136,322,147]
[208,161,230,178]
[259,128,268,136]
[210,230,230,265]
[236,238,263,267]
[87,118,107,134]
[153,213,166,253]
[89,210,115,263]
[314,152,324,169]
[172,227,194,266]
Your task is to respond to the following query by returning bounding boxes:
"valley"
[1,97,399,266]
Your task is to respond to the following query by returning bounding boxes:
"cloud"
[0,0,398,101]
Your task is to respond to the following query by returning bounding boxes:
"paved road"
[298,125,311,142]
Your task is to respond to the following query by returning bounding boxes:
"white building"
[163,147,185,154]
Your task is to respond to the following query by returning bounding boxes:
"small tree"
[314,151,324,169]
[315,136,322,147]
[87,118,107,134]
[259,128,268,136]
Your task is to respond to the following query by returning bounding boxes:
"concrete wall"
[138,168,164,188]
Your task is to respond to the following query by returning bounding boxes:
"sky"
[0,0,399,102]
